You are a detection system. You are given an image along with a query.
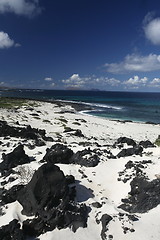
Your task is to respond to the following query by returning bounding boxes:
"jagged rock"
[119,176,160,213]
[17,163,88,237]
[92,202,102,208]
[139,140,155,148]
[0,219,24,240]
[115,137,136,147]
[42,144,73,164]
[66,175,75,185]
[101,214,113,240]
[71,149,99,167]
[117,146,143,158]
[74,129,84,137]
[1,185,23,204]
[125,160,134,169]
[18,163,68,216]
[0,145,30,174]
[0,120,53,145]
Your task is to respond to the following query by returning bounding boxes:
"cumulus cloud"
[62,74,90,88]
[61,74,122,90]
[0,31,15,48]
[143,13,160,45]
[124,75,148,86]
[0,0,41,17]
[150,78,160,87]
[44,77,53,81]
[104,53,160,73]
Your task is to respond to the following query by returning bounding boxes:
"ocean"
[1,89,160,124]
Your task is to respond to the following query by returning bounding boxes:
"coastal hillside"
[0,99,160,240]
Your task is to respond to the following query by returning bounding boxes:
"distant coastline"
[1,89,160,124]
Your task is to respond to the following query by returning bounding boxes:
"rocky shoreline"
[0,99,160,240]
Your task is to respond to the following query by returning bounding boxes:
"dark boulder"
[101,214,113,240]
[0,120,53,145]
[17,163,88,236]
[139,140,155,148]
[18,163,68,216]
[0,145,30,174]
[92,202,102,208]
[70,149,99,167]
[0,219,24,240]
[119,176,160,213]
[115,137,136,147]
[117,146,143,158]
[66,175,75,185]
[74,129,84,137]
[1,185,24,204]
[22,202,88,236]
[125,160,134,169]
[42,144,74,164]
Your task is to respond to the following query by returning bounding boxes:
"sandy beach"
[0,99,160,240]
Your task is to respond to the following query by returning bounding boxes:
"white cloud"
[61,74,122,90]
[104,54,160,73]
[0,31,15,48]
[51,82,55,87]
[94,77,120,86]
[15,43,21,47]
[0,0,41,17]
[150,78,160,87]
[143,14,160,45]
[124,75,148,86]
[44,77,53,81]
[62,74,90,88]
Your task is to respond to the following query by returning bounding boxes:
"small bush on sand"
[16,166,34,185]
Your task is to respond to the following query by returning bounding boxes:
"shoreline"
[1,96,160,126]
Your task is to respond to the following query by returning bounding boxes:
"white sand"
[0,100,160,240]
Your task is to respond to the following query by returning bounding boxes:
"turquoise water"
[1,89,160,124]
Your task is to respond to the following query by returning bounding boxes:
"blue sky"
[1,0,160,91]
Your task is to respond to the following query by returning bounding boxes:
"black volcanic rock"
[70,149,99,167]
[115,137,136,147]
[1,185,24,204]
[119,176,160,213]
[139,140,155,148]
[0,145,30,174]
[18,163,68,216]
[0,120,53,145]
[17,163,88,236]
[42,144,73,164]
[117,146,143,158]
[42,144,99,167]
[0,219,24,240]
[101,214,113,240]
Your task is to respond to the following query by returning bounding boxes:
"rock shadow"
[75,180,94,202]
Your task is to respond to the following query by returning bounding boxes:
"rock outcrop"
[42,143,73,164]
[17,163,88,236]
[0,120,53,145]
[0,145,30,175]
[0,219,24,240]
[119,176,160,213]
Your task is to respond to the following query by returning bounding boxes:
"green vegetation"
[0,97,27,108]
[155,136,160,146]
[0,97,41,109]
